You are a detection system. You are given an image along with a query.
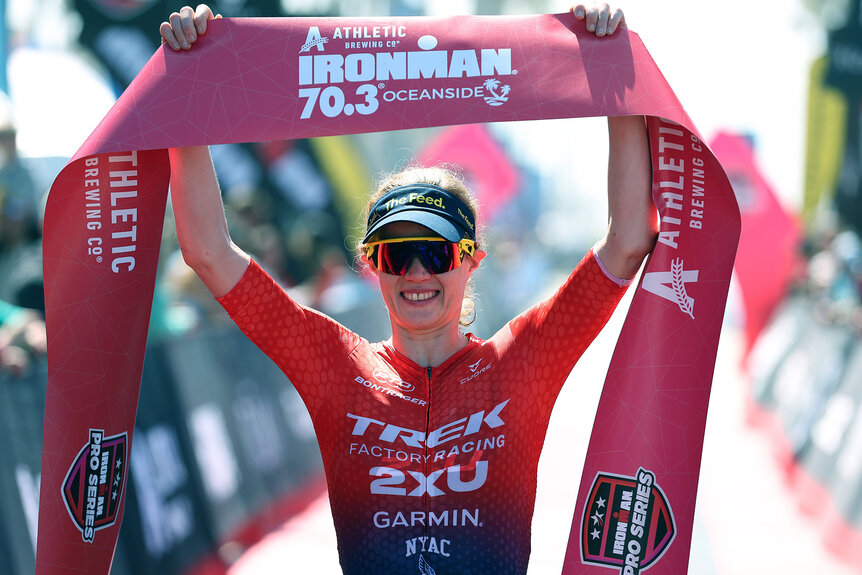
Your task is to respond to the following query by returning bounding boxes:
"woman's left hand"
[571,3,626,37]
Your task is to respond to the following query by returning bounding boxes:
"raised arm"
[168,147,250,297]
[594,115,657,280]
[571,3,657,279]
[162,6,249,297]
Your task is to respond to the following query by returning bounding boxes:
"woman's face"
[366,221,484,336]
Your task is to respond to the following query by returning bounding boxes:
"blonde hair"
[359,164,483,327]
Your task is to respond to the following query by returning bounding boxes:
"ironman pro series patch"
[581,467,675,574]
[62,429,128,542]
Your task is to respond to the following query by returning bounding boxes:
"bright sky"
[9,47,116,159]
[498,0,822,222]
[630,0,823,211]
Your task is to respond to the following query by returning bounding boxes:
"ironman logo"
[62,429,128,542]
[581,468,675,574]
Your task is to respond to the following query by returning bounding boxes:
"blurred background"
[1,0,862,573]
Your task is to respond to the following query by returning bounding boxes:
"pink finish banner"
[38,13,739,575]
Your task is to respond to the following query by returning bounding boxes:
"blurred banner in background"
[804,55,846,222]
[73,0,285,90]
[70,0,362,288]
[711,131,800,363]
[825,0,862,236]
[746,296,862,570]
[739,5,862,561]
[419,123,521,222]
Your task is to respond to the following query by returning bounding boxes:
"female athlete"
[161,3,656,574]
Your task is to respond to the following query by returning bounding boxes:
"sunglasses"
[364,236,476,276]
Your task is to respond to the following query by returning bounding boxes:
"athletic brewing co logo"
[581,468,675,574]
[300,26,329,52]
[641,258,698,319]
[62,429,128,542]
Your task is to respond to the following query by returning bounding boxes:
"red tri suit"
[217,251,628,575]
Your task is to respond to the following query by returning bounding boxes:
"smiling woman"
[360,165,484,329]
[159,3,655,575]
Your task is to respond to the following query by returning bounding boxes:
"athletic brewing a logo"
[62,429,128,542]
[300,26,329,53]
[581,468,675,574]
[641,258,698,319]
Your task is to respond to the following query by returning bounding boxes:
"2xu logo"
[62,429,128,542]
[581,468,675,575]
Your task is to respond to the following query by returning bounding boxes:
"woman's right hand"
[571,3,625,37]
[160,4,220,51]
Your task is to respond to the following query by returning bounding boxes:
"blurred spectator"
[0,91,42,312]
[0,91,46,377]
[0,299,46,376]
[152,250,237,337]
[290,246,366,311]
[799,219,862,332]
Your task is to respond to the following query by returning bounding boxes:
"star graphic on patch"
[116,458,122,469]
[591,510,604,526]
[596,497,606,508]
[591,528,601,540]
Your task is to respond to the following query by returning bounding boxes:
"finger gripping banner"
[38,14,740,575]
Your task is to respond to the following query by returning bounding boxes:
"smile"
[402,291,439,301]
